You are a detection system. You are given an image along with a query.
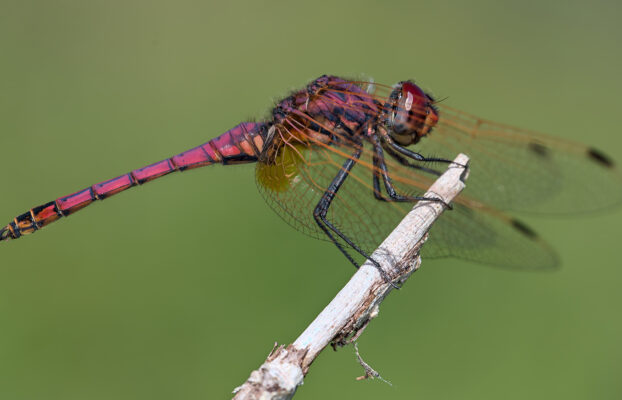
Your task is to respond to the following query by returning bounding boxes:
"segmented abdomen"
[0,122,267,242]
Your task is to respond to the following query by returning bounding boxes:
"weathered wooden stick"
[232,153,470,400]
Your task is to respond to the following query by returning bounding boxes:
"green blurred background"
[1,1,621,399]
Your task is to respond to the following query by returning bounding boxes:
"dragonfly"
[2,75,621,272]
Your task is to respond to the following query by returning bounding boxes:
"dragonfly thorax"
[271,76,380,149]
[387,81,439,145]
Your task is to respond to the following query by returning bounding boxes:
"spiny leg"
[383,145,443,177]
[378,127,463,167]
[313,148,397,286]
[371,136,452,209]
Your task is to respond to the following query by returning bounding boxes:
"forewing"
[416,106,622,214]
[381,153,559,269]
[256,116,558,270]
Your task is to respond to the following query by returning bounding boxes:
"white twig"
[232,154,469,400]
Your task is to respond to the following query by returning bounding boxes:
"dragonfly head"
[387,81,439,145]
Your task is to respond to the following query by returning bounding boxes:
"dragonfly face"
[387,81,439,145]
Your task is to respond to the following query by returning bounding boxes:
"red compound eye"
[400,81,427,112]
[389,81,438,144]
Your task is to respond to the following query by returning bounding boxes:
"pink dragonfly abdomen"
[0,122,266,242]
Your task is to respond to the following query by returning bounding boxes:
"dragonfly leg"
[378,127,463,166]
[383,145,443,177]
[313,148,398,287]
[371,137,452,209]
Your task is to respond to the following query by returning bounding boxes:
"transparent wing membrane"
[256,115,558,269]
[255,77,622,270]
[422,107,622,214]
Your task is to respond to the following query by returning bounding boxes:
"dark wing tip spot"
[587,148,615,168]
[511,219,539,239]
[528,142,550,158]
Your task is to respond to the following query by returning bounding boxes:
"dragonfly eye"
[389,81,438,145]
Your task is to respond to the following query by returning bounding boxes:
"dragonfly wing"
[416,106,622,214]
[256,122,558,270]
[381,152,559,269]
[421,202,559,269]
[255,127,391,258]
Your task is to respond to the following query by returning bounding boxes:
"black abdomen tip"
[0,226,10,241]
[0,225,13,241]
[587,148,614,168]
